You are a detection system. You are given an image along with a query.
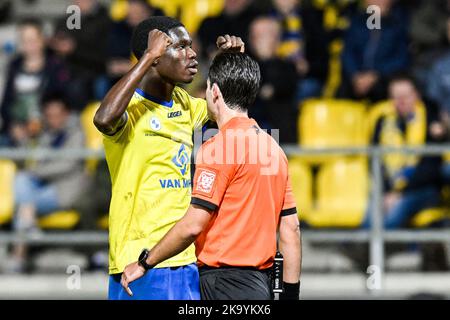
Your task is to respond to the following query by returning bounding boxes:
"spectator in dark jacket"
[410,0,450,89]
[248,16,299,144]
[0,19,70,146]
[97,0,163,97]
[426,17,450,186]
[197,0,261,60]
[269,0,329,101]
[363,75,446,229]
[341,0,410,102]
[427,18,450,115]
[49,0,111,108]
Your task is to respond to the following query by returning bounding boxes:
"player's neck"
[216,109,248,129]
[138,75,175,102]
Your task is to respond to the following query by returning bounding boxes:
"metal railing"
[1,144,450,295]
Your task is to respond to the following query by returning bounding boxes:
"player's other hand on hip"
[216,34,245,53]
[121,261,146,296]
[146,29,173,59]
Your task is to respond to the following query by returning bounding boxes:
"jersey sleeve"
[190,143,233,211]
[101,97,142,144]
[101,111,130,143]
[281,175,297,217]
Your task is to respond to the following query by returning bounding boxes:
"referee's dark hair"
[208,52,261,112]
[131,16,183,59]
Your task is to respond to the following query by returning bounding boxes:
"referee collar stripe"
[135,88,174,108]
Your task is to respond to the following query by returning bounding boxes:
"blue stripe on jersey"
[135,88,174,108]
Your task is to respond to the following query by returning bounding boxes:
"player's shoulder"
[173,86,189,100]
[173,86,201,110]
[127,92,148,115]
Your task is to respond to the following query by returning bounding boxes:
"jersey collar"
[135,88,174,108]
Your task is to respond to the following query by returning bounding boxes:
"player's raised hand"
[146,29,172,59]
[121,261,146,296]
[216,34,245,53]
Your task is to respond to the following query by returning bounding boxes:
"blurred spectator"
[197,0,261,60]
[341,0,410,102]
[248,16,298,143]
[49,0,111,108]
[410,0,449,57]
[97,0,164,97]
[0,0,11,24]
[427,18,450,116]
[363,75,445,229]
[269,0,329,101]
[410,0,450,89]
[427,18,450,186]
[7,93,87,273]
[0,19,70,147]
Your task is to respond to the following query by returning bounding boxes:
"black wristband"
[279,281,300,300]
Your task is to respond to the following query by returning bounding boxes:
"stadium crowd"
[0,0,450,272]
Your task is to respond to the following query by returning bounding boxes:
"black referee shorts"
[199,266,273,300]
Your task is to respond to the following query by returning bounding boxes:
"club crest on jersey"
[196,170,216,194]
[172,144,189,176]
[150,117,161,131]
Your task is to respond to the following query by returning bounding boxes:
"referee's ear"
[211,83,222,105]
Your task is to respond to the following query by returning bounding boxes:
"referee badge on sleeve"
[195,169,217,197]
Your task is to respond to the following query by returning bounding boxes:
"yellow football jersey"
[103,86,208,274]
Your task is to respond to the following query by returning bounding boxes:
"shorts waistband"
[199,265,271,273]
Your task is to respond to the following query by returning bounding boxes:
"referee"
[121,52,302,300]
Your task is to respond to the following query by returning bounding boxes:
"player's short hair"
[131,16,184,59]
[208,52,261,112]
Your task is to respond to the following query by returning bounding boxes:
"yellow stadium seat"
[0,160,16,225]
[97,214,109,230]
[305,158,369,228]
[110,0,128,21]
[411,208,450,228]
[38,210,80,229]
[0,161,81,229]
[180,0,224,34]
[299,99,368,164]
[149,0,181,17]
[288,157,313,221]
[81,101,103,174]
